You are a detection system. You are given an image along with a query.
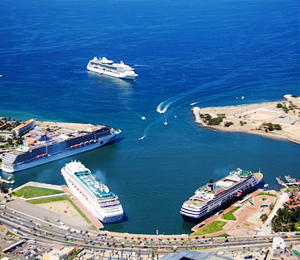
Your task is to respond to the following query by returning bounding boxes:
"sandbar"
[192,94,300,144]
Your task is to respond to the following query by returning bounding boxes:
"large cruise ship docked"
[61,161,124,224]
[87,57,138,80]
[180,168,263,223]
[1,124,121,173]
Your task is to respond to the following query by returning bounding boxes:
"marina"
[276,176,300,188]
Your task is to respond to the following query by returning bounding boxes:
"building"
[12,119,36,136]
[272,236,286,256]
[42,245,74,260]
[159,250,232,260]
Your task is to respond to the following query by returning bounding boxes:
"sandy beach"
[36,121,94,132]
[192,94,300,144]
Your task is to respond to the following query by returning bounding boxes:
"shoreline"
[192,94,300,144]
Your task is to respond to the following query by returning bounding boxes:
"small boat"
[141,116,146,121]
[138,136,144,141]
[164,121,168,126]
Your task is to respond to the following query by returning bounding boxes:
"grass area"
[89,225,98,231]
[12,186,64,199]
[28,196,68,204]
[257,192,276,197]
[213,233,230,237]
[244,223,250,226]
[222,207,239,221]
[5,231,13,236]
[191,221,227,236]
[29,196,91,224]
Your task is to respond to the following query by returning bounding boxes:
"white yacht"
[87,57,138,80]
[61,161,124,224]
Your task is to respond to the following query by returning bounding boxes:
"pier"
[0,177,15,185]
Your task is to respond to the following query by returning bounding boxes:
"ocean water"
[0,0,299,234]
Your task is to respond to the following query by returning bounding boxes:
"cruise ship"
[1,124,121,173]
[180,168,263,223]
[87,57,138,80]
[61,161,124,223]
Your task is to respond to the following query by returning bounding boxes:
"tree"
[7,138,13,146]
[260,214,268,223]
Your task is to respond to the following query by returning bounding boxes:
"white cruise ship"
[87,57,138,80]
[61,161,124,224]
[180,168,263,223]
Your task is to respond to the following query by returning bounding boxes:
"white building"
[272,236,286,256]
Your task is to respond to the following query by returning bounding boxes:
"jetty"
[276,176,300,188]
[0,177,15,184]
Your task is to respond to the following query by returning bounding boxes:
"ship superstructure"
[180,168,263,223]
[61,161,123,223]
[2,123,121,173]
[87,57,138,80]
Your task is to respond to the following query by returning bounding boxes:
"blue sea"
[0,0,299,234]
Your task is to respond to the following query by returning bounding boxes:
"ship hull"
[64,177,123,224]
[61,161,124,224]
[2,134,117,173]
[87,64,137,80]
[181,185,256,224]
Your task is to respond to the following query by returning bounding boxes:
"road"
[1,206,300,259]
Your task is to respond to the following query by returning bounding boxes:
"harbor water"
[0,0,299,234]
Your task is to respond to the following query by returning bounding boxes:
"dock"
[0,177,15,184]
[276,176,300,188]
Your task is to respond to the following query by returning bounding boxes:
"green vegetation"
[257,192,277,197]
[240,121,247,126]
[5,231,13,236]
[200,113,223,126]
[260,213,268,223]
[262,122,282,131]
[28,196,68,204]
[208,117,223,125]
[276,102,298,113]
[224,122,233,127]
[222,207,239,221]
[29,196,91,224]
[271,204,300,232]
[12,186,64,199]
[0,183,9,193]
[191,221,227,236]
[213,233,230,237]
[89,225,98,231]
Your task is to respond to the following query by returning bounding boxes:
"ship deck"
[75,171,114,200]
[184,169,255,207]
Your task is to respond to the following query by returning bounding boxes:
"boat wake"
[139,118,161,141]
[156,75,238,114]
[134,64,148,67]
[156,101,174,114]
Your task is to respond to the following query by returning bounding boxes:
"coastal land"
[192,94,300,144]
